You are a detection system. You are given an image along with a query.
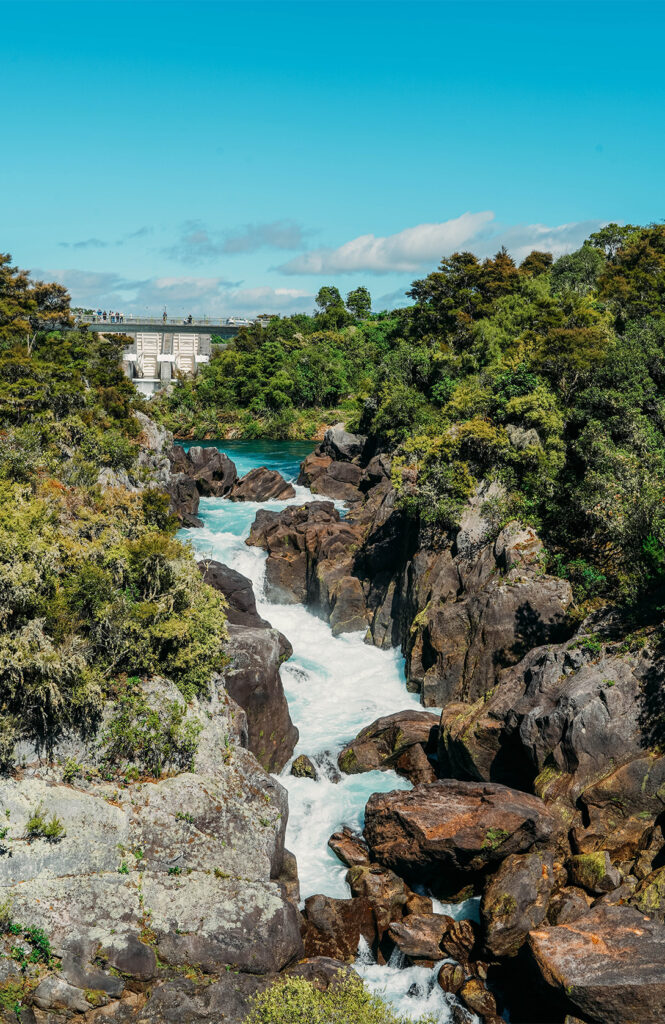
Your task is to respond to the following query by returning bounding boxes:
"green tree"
[315,285,343,312]
[519,250,553,277]
[346,286,371,319]
[550,243,606,295]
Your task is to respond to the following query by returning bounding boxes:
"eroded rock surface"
[0,676,302,1018]
[528,904,665,1024]
[364,779,558,891]
[223,624,298,772]
[337,710,439,785]
[169,444,238,496]
[229,466,295,502]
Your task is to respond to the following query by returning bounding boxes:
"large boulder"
[170,445,238,497]
[438,641,665,851]
[167,472,202,527]
[229,467,295,502]
[1,675,302,1002]
[337,710,439,785]
[301,895,375,962]
[528,904,665,1024]
[481,851,561,957]
[298,452,365,503]
[247,503,367,629]
[388,914,477,966]
[321,423,367,462]
[345,863,411,934]
[364,780,558,891]
[328,827,371,868]
[223,624,298,772]
[198,559,269,628]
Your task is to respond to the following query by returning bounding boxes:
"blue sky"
[2,0,664,315]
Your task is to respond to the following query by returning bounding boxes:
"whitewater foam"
[179,448,478,1022]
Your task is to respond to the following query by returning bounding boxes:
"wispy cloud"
[59,226,153,249]
[164,219,311,262]
[277,212,606,275]
[34,267,312,317]
[59,238,108,250]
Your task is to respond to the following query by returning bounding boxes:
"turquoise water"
[179,439,314,481]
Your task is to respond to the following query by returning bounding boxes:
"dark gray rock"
[198,558,269,628]
[481,851,561,957]
[170,445,238,497]
[321,423,367,462]
[229,466,295,502]
[223,624,298,772]
[167,472,202,527]
[337,710,439,786]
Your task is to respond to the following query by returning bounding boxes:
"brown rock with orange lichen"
[528,904,665,1024]
[364,779,558,891]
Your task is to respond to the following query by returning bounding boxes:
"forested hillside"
[0,254,227,767]
[156,222,665,608]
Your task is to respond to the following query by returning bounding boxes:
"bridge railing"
[78,315,259,327]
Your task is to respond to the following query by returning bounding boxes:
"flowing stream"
[180,441,479,1023]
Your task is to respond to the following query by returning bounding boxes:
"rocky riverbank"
[5,421,665,1024]
[248,425,665,1023]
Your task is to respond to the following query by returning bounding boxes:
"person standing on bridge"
[187,313,193,324]
[162,310,167,323]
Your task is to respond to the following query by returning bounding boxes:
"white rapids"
[180,444,480,1023]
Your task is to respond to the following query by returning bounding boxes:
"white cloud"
[278,212,494,274]
[278,212,606,275]
[476,219,606,263]
[33,268,312,317]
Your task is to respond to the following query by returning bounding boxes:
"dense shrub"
[243,975,436,1024]
[0,257,228,766]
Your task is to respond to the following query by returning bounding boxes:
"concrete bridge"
[78,315,264,397]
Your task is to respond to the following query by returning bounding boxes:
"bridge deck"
[82,319,240,338]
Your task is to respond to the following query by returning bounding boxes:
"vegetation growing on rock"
[243,974,436,1024]
[156,223,665,608]
[0,254,228,766]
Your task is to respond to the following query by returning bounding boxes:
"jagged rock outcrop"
[167,472,202,526]
[0,676,303,1020]
[481,851,562,957]
[437,640,665,853]
[195,559,297,771]
[405,521,572,706]
[229,466,296,502]
[198,558,269,628]
[247,502,368,633]
[387,913,477,966]
[223,624,298,772]
[528,904,665,1024]
[337,710,439,785]
[252,443,572,704]
[297,423,367,503]
[301,894,376,962]
[169,444,238,496]
[364,779,558,892]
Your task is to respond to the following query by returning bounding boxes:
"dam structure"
[80,315,263,397]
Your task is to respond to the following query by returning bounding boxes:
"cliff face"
[0,674,303,1022]
[253,428,665,1024]
[255,428,573,709]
